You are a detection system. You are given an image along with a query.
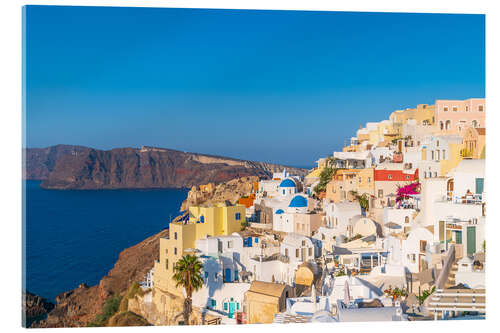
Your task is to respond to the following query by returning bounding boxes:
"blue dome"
[279,178,296,188]
[289,195,307,208]
[275,209,284,214]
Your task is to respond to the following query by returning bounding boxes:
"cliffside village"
[130,98,486,325]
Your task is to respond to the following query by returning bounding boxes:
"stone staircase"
[444,260,458,289]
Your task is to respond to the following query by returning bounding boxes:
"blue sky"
[25,6,485,167]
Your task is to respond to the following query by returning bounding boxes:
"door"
[467,227,476,256]
[475,178,484,195]
[224,268,231,282]
[456,231,462,244]
[228,302,235,318]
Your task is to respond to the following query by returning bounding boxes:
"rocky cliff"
[25,145,307,190]
[180,176,258,211]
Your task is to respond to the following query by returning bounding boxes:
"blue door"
[224,268,231,282]
[229,302,235,318]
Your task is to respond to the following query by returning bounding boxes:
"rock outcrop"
[22,291,55,327]
[25,145,307,190]
[180,176,258,211]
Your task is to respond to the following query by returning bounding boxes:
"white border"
[1,1,499,333]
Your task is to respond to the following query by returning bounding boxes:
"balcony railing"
[448,194,483,205]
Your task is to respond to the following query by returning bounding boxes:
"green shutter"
[467,226,476,256]
[475,178,484,194]
[456,231,462,244]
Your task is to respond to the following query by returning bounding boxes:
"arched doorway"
[447,179,454,201]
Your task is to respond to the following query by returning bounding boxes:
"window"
[308,247,312,256]
[166,259,169,269]
[296,249,299,258]
[443,106,449,112]
[405,175,410,180]
[302,240,306,246]
[205,271,208,279]
[174,232,177,240]
[322,234,325,240]
[434,172,438,177]
[442,150,446,160]
[478,105,484,112]
[378,189,383,198]
[211,299,216,307]
[255,237,259,243]
[368,177,371,183]
[405,216,410,224]
[200,215,205,223]
[285,248,289,257]
[174,247,177,255]
[234,270,238,280]
[424,172,427,178]
[228,241,233,249]
[445,120,451,130]
[440,121,444,130]
[436,140,440,147]
[388,174,392,180]
[431,151,434,160]
[420,240,427,253]
[214,273,217,280]
[224,303,228,311]
[359,177,362,183]
[235,213,241,221]
[237,303,240,310]
[283,189,285,195]
[452,106,458,112]
[466,105,469,112]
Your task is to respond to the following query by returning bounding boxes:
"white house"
[324,201,362,235]
[402,227,434,273]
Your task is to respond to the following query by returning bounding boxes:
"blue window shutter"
[255,237,259,243]
[200,215,205,223]
[224,302,228,310]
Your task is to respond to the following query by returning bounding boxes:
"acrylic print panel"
[22,4,485,328]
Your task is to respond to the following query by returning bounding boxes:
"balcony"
[447,194,483,205]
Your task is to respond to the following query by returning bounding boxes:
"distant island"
[24,145,308,190]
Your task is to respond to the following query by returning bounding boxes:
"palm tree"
[172,254,204,325]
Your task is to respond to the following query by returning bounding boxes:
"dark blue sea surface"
[24,180,188,301]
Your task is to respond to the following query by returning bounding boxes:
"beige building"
[462,127,485,159]
[244,281,294,324]
[325,168,374,203]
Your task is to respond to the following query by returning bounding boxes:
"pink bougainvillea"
[396,182,420,203]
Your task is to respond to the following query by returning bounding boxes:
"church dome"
[279,178,296,188]
[289,195,307,208]
[275,209,284,214]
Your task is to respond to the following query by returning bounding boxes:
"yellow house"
[153,203,246,297]
[389,104,435,126]
[440,143,463,176]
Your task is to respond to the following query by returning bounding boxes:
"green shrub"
[87,295,123,327]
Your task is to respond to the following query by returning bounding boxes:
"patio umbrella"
[344,280,351,306]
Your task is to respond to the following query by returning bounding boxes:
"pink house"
[435,98,485,135]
